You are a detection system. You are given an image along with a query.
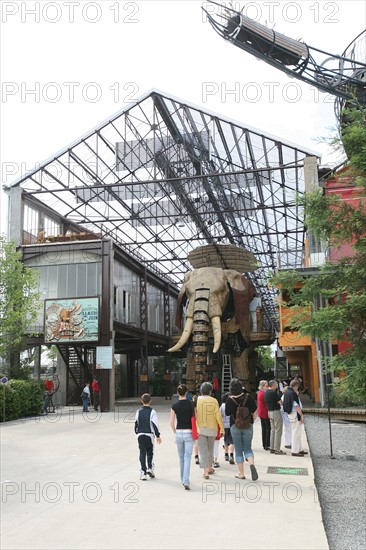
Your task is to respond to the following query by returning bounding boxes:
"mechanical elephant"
[168,266,257,382]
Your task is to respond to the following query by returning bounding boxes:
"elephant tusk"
[211,316,222,353]
[168,318,193,352]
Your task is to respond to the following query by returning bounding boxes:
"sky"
[1,0,365,233]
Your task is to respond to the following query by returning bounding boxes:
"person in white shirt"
[249,296,261,332]
[280,385,292,448]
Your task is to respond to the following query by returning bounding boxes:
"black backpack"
[231,394,251,429]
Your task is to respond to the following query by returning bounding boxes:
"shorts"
[224,427,233,446]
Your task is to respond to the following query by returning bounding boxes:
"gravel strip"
[305,415,366,550]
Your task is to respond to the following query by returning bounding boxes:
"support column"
[33,345,41,380]
[139,269,149,396]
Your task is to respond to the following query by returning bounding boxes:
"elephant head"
[168,267,256,357]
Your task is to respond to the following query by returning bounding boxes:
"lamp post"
[326,382,335,459]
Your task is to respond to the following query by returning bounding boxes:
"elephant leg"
[232,352,249,389]
[247,347,259,391]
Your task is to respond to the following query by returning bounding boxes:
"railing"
[22,228,102,246]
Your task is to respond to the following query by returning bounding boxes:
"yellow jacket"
[196,396,224,434]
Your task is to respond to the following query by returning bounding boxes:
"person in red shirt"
[92,377,101,411]
[257,380,270,451]
[44,379,54,393]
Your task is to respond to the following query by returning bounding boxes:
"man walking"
[264,380,285,455]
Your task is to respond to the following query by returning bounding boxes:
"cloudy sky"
[1,0,365,231]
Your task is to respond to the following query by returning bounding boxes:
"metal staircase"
[221,353,233,393]
[57,345,94,404]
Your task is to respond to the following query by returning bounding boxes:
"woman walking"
[170,384,195,490]
[196,382,224,480]
[225,378,258,481]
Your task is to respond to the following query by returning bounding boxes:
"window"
[24,204,39,236]
[44,215,60,237]
[123,290,131,323]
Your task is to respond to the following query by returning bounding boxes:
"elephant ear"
[174,271,192,330]
[224,270,253,343]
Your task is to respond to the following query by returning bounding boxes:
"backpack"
[232,394,251,429]
[282,390,294,414]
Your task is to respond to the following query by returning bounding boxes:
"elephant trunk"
[191,305,210,371]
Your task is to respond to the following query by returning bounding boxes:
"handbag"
[81,391,88,399]
[215,424,221,440]
[191,416,199,440]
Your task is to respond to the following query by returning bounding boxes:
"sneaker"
[147,468,155,478]
[285,445,292,449]
[229,457,235,465]
[213,462,220,468]
[183,484,191,491]
[275,450,286,455]
[250,464,258,481]
[140,473,147,481]
[195,456,200,465]
[224,454,229,461]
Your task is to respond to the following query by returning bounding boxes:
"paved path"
[1,398,328,550]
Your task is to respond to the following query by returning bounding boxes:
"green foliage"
[0,236,41,376]
[340,104,366,177]
[152,356,180,396]
[272,105,366,401]
[0,379,44,422]
[257,346,274,370]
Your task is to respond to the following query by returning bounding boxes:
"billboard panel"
[96,346,113,369]
[44,297,99,343]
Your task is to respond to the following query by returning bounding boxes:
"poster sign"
[96,346,113,369]
[44,297,99,343]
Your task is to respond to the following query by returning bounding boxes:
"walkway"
[1,398,328,550]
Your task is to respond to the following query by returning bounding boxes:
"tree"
[256,346,274,371]
[0,236,41,378]
[272,104,366,403]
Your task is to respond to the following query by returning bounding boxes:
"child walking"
[134,393,162,480]
[221,392,235,465]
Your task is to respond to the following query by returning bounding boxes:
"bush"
[328,385,366,408]
[0,379,44,422]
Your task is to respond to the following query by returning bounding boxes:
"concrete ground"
[1,398,328,550]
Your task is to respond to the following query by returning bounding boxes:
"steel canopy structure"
[204,2,366,105]
[7,90,319,331]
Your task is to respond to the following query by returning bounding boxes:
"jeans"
[230,424,254,462]
[82,397,89,412]
[175,431,194,485]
